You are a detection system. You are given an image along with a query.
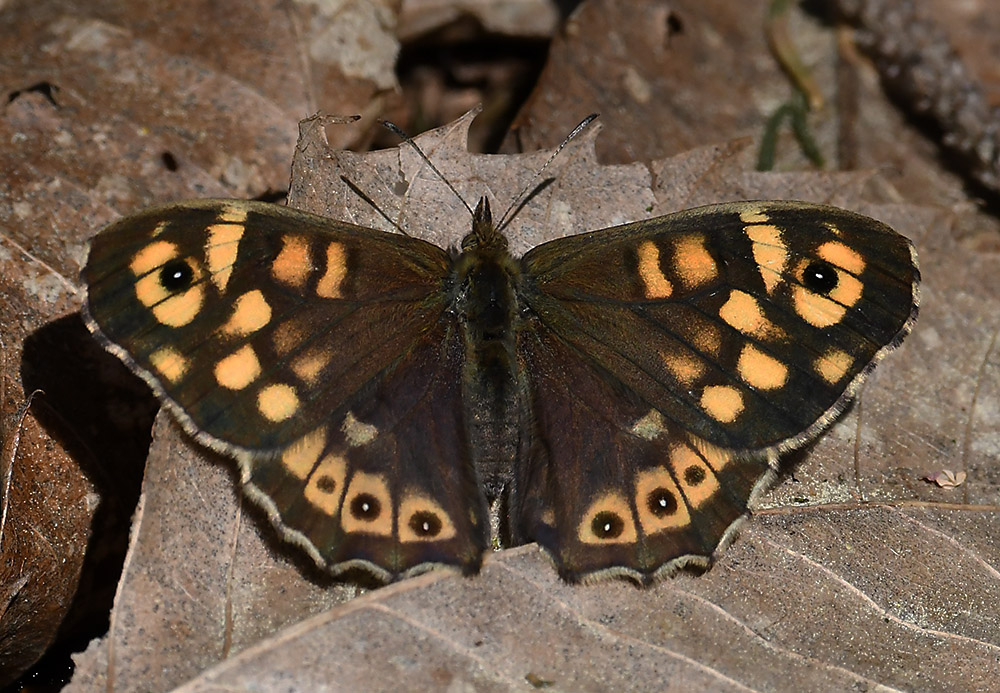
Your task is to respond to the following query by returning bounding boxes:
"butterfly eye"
[801,260,838,294]
[646,488,678,517]
[350,493,381,520]
[159,258,195,292]
[591,511,625,539]
[408,511,443,538]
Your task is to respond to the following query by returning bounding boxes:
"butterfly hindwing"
[513,201,918,580]
[84,199,487,578]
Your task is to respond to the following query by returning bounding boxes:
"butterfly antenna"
[381,120,475,217]
[495,113,599,232]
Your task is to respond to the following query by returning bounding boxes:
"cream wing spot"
[218,206,249,224]
[272,235,311,288]
[281,427,328,479]
[341,471,392,536]
[399,493,457,542]
[205,221,244,292]
[669,445,720,508]
[130,240,179,276]
[739,207,769,224]
[719,290,784,340]
[316,242,348,299]
[630,409,666,441]
[673,235,717,288]
[817,240,865,274]
[746,224,787,294]
[291,350,331,385]
[221,290,272,336]
[635,467,689,534]
[701,385,744,423]
[637,240,673,299]
[257,383,299,422]
[130,242,206,327]
[215,345,261,390]
[149,346,188,383]
[342,411,378,447]
[738,344,788,390]
[662,349,707,386]
[816,347,853,384]
[304,454,347,516]
[577,493,637,544]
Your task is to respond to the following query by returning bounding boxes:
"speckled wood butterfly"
[83,177,918,583]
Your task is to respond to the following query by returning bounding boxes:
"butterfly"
[83,183,919,584]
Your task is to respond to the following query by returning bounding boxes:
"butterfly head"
[461,196,507,252]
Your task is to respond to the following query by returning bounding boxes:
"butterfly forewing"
[84,199,487,579]
[521,201,918,451]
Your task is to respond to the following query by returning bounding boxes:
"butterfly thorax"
[449,198,524,499]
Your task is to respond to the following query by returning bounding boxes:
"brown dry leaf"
[0,382,95,686]
[69,110,1000,689]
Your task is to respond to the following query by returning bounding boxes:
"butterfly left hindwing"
[84,193,918,584]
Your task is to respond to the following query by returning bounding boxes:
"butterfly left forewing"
[84,199,488,579]
[515,201,918,580]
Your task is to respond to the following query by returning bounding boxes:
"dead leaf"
[70,108,1000,689]
[923,470,968,488]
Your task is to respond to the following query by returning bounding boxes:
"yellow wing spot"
[399,493,457,542]
[341,411,378,447]
[817,240,865,274]
[272,235,311,288]
[282,426,328,479]
[815,347,853,384]
[739,207,769,224]
[637,240,673,299]
[221,290,272,336]
[257,383,299,422]
[130,241,206,327]
[719,290,784,340]
[540,508,556,526]
[130,240,179,276]
[669,445,720,508]
[792,286,846,328]
[291,350,331,385]
[673,235,717,289]
[700,385,744,423]
[205,222,244,292]
[149,346,188,383]
[635,467,689,534]
[687,435,734,471]
[737,344,788,390]
[630,409,666,441]
[662,349,707,386]
[304,453,347,516]
[151,221,170,237]
[341,471,392,536]
[746,224,787,294]
[218,206,249,224]
[316,242,348,299]
[273,319,308,356]
[215,345,261,390]
[577,493,638,544]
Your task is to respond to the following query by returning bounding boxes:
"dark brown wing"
[85,199,487,580]
[512,201,918,581]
